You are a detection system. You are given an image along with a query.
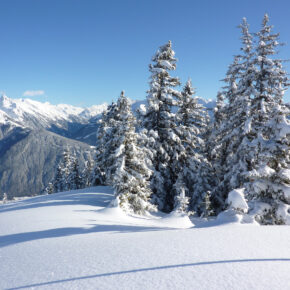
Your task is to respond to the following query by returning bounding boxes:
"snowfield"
[0,187,290,290]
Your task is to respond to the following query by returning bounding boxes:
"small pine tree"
[2,192,8,204]
[173,180,189,214]
[45,183,54,194]
[200,191,214,218]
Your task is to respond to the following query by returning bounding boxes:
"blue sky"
[0,0,290,106]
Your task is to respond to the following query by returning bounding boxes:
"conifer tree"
[69,156,82,190]
[141,40,181,212]
[172,80,213,216]
[210,17,254,213]
[109,92,156,215]
[45,183,54,194]
[2,192,8,204]
[62,148,73,191]
[94,102,118,185]
[52,148,74,192]
[212,14,290,223]
[243,14,290,224]
[83,155,93,188]
[53,164,64,192]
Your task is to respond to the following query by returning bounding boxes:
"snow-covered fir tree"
[52,148,77,192]
[109,91,156,215]
[93,102,118,185]
[210,18,253,213]
[45,183,54,194]
[211,14,290,223]
[53,164,64,192]
[172,80,213,216]
[82,154,93,188]
[2,192,8,204]
[173,181,189,214]
[243,14,290,224]
[141,40,181,212]
[68,155,82,190]
[62,148,73,191]
[52,149,72,193]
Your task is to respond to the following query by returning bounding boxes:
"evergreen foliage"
[210,18,253,213]
[42,14,289,223]
[141,40,181,212]
[82,155,93,188]
[243,14,290,224]
[211,14,290,224]
[93,102,118,186]
[173,80,213,216]
[52,149,84,193]
[109,92,156,214]
[69,156,82,190]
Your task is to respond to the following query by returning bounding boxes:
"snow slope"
[0,187,289,290]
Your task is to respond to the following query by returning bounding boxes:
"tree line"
[50,14,290,225]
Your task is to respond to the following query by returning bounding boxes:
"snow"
[257,164,275,177]
[1,187,290,290]
[0,94,107,127]
[277,204,290,225]
[227,188,248,213]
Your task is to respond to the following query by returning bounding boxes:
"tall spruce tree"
[243,14,290,224]
[210,17,254,213]
[109,92,156,215]
[211,14,290,223]
[142,40,181,212]
[172,80,213,215]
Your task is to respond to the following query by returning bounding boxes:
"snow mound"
[216,209,257,225]
[97,199,193,229]
[227,188,248,213]
[277,204,290,225]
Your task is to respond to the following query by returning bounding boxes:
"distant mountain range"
[0,95,216,198]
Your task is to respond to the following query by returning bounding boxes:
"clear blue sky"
[0,0,290,106]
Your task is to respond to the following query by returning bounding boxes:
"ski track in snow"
[0,186,290,290]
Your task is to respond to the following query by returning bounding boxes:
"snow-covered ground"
[0,187,289,290]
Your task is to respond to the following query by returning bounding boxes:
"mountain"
[0,94,107,137]
[0,95,107,198]
[0,129,95,198]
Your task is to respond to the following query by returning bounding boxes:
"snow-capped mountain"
[0,94,107,130]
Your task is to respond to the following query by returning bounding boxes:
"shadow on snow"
[8,258,290,290]
[0,187,114,213]
[0,224,169,248]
